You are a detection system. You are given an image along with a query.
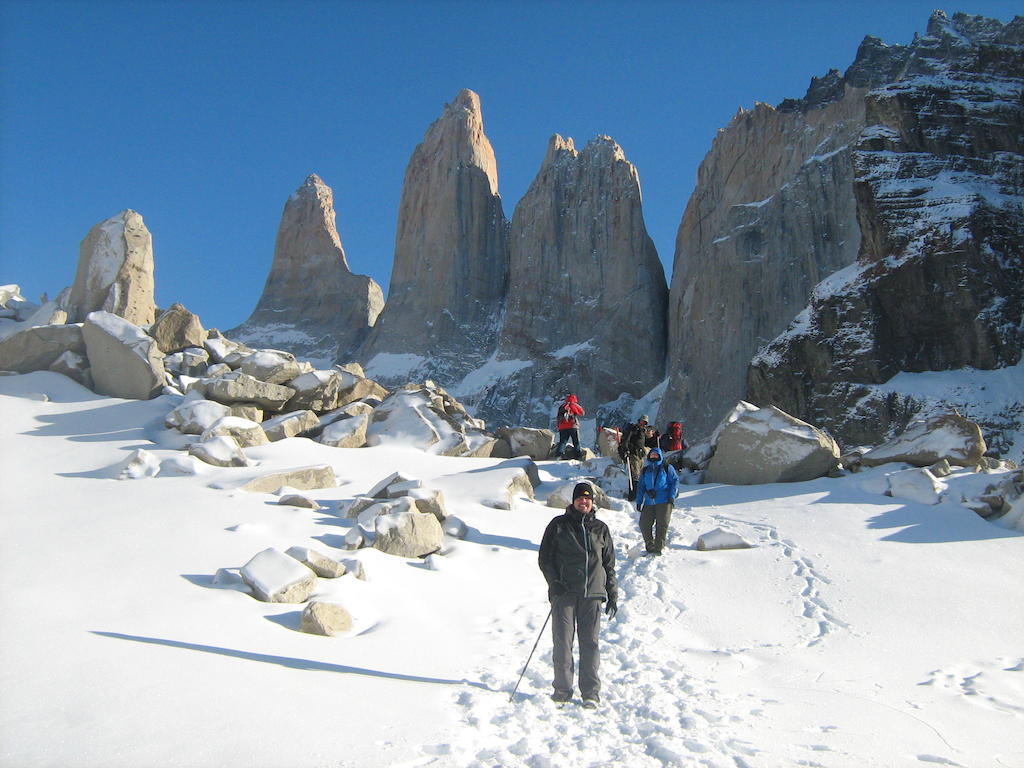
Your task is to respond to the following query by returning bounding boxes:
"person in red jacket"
[554,394,585,458]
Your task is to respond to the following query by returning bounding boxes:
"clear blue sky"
[2,0,1020,331]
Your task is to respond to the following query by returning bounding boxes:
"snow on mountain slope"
[1,372,1022,768]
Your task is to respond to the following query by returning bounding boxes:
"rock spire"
[230,174,383,363]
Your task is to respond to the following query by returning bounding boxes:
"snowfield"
[1,372,1022,768]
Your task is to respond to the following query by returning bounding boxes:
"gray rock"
[205,371,295,411]
[187,435,250,467]
[48,350,92,388]
[705,405,840,485]
[861,412,987,469]
[66,210,156,326]
[496,427,554,461]
[200,416,269,448]
[546,481,613,510]
[407,488,448,521]
[239,349,304,385]
[165,399,232,434]
[299,601,353,636]
[82,311,166,400]
[318,413,369,448]
[0,323,85,373]
[277,492,321,510]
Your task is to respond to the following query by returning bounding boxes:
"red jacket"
[557,395,584,430]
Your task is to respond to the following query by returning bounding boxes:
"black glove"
[605,597,618,619]
[645,489,656,499]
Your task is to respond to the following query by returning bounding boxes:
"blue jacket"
[635,460,679,509]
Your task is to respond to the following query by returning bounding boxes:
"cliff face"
[462,135,668,427]
[661,85,867,436]
[357,89,510,384]
[748,11,1024,449]
[229,174,383,363]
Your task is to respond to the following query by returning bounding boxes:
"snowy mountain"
[2,370,1022,767]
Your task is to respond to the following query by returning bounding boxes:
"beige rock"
[318,413,368,448]
[240,548,317,603]
[861,412,986,468]
[149,303,207,353]
[286,547,346,578]
[66,210,156,326]
[187,435,249,467]
[239,465,337,494]
[239,349,303,385]
[47,350,92,388]
[299,601,353,636]
[263,410,320,442]
[373,511,444,558]
[82,311,166,400]
[200,416,269,448]
[205,371,295,411]
[496,427,554,461]
[0,323,85,373]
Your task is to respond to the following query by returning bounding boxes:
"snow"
[551,340,594,359]
[363,351,427,382]
[451,353,533,398]
[2,370,1023,768]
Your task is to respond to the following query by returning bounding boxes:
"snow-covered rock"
[496,427,554,461]
[861,412,987,469]
[240,547,317,603]
[285,547,346,578]
[705,405,840,485]
[239,349,304,385]
[159,454,208,476]
[373,510,444,558]
[200,416,269,448]
[277,491,320,509]
[82,311,166,400]
[546,481,612,510]
[48,350,92,388]
[318,413,368,448]
[187,435,250,467]
[164,399,231,435]
[115,448,161,480]
[299,601,353,637]
[696,528,754,551]
[262,410,319,442]
[0,323,85,374]
[887,467,944,505]
[285,369,348,412]
[148,303,207,354]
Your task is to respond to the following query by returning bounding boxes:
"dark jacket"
[538,505,617,603]
[618,422,648,459]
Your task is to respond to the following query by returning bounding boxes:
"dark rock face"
[748,11,1024,450]
[464,135,668,427]
[357,90,510,385]
[230,174,383,363]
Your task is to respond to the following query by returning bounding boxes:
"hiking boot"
[581,696,600,709]
[550,690,572,703]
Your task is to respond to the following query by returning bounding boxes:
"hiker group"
[617,415,682,556]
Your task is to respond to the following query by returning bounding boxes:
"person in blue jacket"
[634,447,679,555]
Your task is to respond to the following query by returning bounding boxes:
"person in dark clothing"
[643,425,661,449]
[537,482,618,708]
[554,394,585,458]
[635,448,679,555]
[659,421,686,453]
[618,415,650,501]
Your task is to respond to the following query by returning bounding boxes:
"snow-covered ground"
[1,372,1022,768]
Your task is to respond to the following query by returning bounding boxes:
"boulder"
[344,528,365,550]
[299,601,353,637]
[0,323,86,373]
[240,547,317,603]
[164,398,231,435]
[286,547,346,578]
[203,332,253,367]
[861,412,987,468]
[696,528,754,551]
[463,438,513,459]
[286,370,348,412]
[188,435,250,467]
[443,516,469,539]
[546,481,612,510]
[887,467,944,505]
[82,311,166,400]
[149,303,207,354]
[373,510,444,558]
[205,370,295,411]
[336,362,365,378]
[159,454,208,476]
[318,413,369,448]
[496,427,555,460]
[277,491,321,510]
[239,465,337,494]
[239,349,304,385]
[336,377,389,409]
[66,210,156,326]
[597,427,622,459]
[263,410,320,442]
[705,405,840,485]
[200,416,269,448]
[483,469,536,510]
[407,488,448,522]
[367,471,419,499]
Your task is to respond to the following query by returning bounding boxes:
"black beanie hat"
[572,482,594,500]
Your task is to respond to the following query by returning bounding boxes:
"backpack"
[557,404,576,427]
[662,421,684,451]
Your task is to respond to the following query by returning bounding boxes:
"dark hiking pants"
[551,593,602,699]
[639,501,673,553]
[556,428,580,456]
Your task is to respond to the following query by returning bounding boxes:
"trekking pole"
[509,606,553,703]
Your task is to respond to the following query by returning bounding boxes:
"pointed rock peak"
[582,135,627,163]
[303,173,326,188]
[543,134,578,167]
[451,88,482,115]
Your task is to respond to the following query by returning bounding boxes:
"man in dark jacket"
[618,415,650,500]
[538,482,618,708]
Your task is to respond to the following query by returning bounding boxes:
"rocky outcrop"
[82,311,166,400]
[747,12,1024,451]
[464,135,668,427]
[229,174,384,362]
[358,89,509,385]
[662,77,868,438]
[66,210,156,326]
